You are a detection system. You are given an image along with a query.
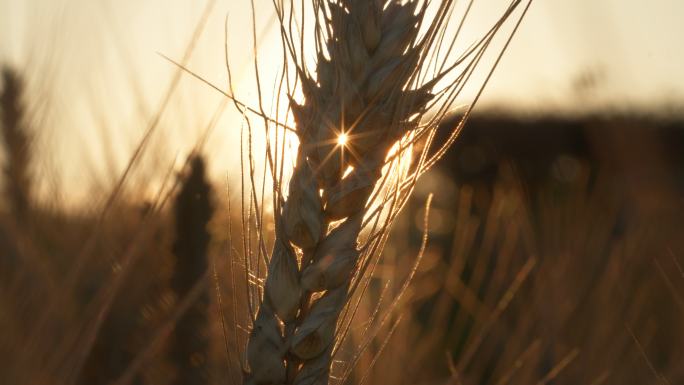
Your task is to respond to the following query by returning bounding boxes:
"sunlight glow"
[337,133,349,146]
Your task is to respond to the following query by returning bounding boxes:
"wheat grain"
[242,1,531,384]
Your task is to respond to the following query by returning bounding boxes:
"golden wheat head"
[242,1,531,384]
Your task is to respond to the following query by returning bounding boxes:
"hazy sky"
[0,0,683,203]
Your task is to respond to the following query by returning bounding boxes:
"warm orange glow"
[337,133,349,146]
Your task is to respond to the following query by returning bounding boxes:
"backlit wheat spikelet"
[243,1,530,384]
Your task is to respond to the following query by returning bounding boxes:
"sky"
[0,0,683,204]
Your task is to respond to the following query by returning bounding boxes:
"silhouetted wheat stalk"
[1,67,32,222]
[158,0,531,383]
[232,1,534,384]
[171,156,214,385]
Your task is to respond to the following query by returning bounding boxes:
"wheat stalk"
[1,67,32,222]
[240,1,531,384]
[171,156,213,385]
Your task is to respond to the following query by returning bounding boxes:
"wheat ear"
[243,1,530,384]
[0,67,32,222]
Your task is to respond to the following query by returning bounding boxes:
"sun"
[337,132,349,146]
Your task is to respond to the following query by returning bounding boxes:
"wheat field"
[1,1,683,385]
